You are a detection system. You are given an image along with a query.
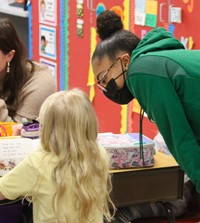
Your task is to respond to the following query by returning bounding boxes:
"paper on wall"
[135,11,146,26]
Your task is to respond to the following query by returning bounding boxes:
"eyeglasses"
[96,57,120,92]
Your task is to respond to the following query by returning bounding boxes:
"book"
[0,138,39,176]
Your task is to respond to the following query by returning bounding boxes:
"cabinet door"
[169,0,199,49]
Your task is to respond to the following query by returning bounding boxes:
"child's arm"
[0,152,40,200]
[0,192,6,200]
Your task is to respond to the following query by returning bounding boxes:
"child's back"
[0,89,115,223]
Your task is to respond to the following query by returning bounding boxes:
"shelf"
[0,2,28,18]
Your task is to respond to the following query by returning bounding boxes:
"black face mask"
[103,78,134,105]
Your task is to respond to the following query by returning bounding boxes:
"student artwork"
[135,0,158,28]
[145,0,158,28]
[39,0,57,26]
[39,25,56,59]
[135,0,146,26]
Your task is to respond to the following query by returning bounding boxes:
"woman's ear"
[121,53,130,69]
[6,50,15,62]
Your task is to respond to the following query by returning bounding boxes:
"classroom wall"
[0,13,28,51]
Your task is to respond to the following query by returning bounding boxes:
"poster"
[39,0,57,26]
[40,58,57,83]
[39,25,56,59]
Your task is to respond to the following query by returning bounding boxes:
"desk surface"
[110,151,178,173]
[111,152,184,207]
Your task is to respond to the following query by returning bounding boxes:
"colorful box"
[97,133,155,169]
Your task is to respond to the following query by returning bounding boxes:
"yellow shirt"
[0,149,107,223]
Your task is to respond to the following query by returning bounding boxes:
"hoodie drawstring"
[139,108,145,166]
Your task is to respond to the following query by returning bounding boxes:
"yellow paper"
[87,27,97,102]
[188,36,194,49]
[123,0,130,30]
[120,105,128,133]
[128,101,133,132]
[146,0,158,15]
[118,0,130,134]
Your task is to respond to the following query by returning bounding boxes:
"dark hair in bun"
[92,10,140,62]
[97,10,123,40]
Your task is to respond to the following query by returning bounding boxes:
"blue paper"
[135,0,146,13]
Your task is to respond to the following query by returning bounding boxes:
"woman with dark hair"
[92,10,200,222]
[0,18,56,122]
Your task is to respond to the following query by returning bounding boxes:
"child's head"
[39,88,98,155]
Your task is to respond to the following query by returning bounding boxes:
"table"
[110,151,184,208]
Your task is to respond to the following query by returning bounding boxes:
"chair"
[0,199,24,223]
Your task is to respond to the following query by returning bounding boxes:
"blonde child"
[0,89,115,223]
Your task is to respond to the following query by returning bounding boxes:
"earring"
[7,62,10,74]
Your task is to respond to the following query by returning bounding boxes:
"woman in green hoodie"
[92,10,200,193]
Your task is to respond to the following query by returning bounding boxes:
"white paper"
[0,138,40,176]
[135,11,146,26]
[170,7,182,23]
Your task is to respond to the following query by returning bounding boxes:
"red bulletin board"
[67,0,126,134]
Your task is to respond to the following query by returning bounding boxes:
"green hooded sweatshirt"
[126,27,200,192]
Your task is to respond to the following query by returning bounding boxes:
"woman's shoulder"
[31,61,53,76]
[24,61,56,88]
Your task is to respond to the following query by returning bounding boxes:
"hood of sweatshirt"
[130,27,185,63]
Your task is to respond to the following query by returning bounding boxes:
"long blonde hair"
[39,88,115,223]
